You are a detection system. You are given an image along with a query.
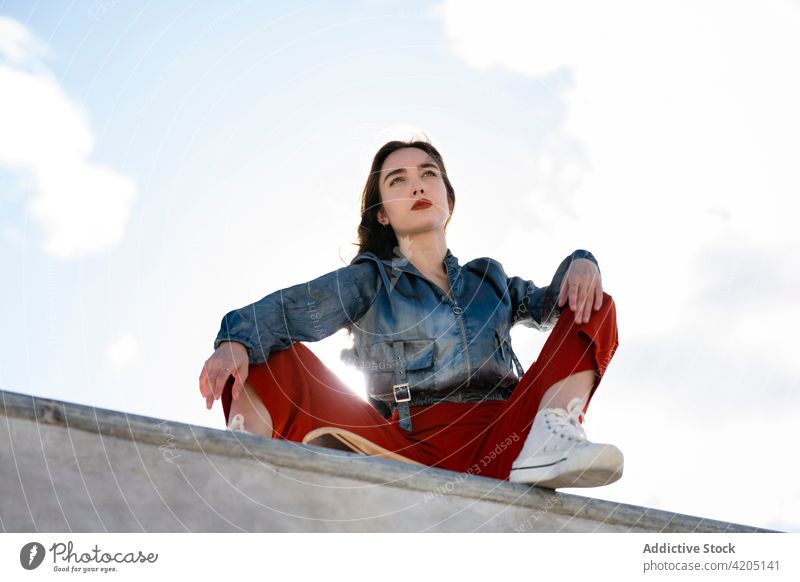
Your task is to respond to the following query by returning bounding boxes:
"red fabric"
[222,292,618,481]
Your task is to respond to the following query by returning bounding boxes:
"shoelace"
[542,397,587,443]
[228,413,252,434]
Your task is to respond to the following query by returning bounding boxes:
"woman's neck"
[395,231,448,277]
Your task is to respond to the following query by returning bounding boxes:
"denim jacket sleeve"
[213,261,381,366]
[507,249,600,331]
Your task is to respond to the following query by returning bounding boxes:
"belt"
[388,380,516,431]
[389,390,513,422]
[391,342,413,431]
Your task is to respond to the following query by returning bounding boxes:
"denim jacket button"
[452,306,463,315]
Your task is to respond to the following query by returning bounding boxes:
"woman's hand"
[199,341,250,410]
[557,258,603,324]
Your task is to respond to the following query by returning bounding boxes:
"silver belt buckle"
[392,382,411,403]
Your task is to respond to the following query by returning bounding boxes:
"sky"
[1,0,799,533]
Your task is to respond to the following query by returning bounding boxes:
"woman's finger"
[581,285,593,322]
[231,371,241,400]
[575,282,588,319]
[558,278,568,308]
[569,281,579,311]
[212,366,231,401]
[234,367,250,401]
[199,364,212,398]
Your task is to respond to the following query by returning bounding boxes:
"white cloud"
[104,333,140,372]
[0,16,137,260]
[0,16,48,65]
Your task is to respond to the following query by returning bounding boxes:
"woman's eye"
[390,170,437,186]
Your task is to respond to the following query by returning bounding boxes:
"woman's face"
[376,147,451,236]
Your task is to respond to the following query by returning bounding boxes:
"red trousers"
[222,292,618,481]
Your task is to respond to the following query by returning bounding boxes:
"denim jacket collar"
[375,247,463,301]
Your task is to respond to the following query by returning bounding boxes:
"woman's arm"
[214,260,381,366]
[507,249,599,331]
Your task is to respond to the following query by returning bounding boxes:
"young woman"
[199,139,622,489]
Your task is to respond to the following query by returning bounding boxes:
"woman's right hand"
[199,341,250,410]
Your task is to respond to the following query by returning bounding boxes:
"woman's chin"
[400,216,449,232]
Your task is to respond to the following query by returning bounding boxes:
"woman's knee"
[256,342,313,371]
[248,345,308,389]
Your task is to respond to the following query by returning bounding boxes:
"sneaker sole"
[509,445,624,489]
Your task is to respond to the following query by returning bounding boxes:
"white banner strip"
[1,533,797,580]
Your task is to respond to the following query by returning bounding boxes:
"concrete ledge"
[0,389,780,532]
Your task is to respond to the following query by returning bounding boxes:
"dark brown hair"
[352,138,456,260]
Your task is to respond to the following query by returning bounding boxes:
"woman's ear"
[377,208,388,226]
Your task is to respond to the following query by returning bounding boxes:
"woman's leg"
[467,291,619,480]
[227,380,274,438]
[537,369,595,413]
[220,342,430,463]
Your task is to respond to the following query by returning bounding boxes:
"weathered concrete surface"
[0,389,779,533]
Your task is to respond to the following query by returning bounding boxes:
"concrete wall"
[0,390,778,533]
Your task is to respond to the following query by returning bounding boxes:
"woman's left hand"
[557,258,603,324]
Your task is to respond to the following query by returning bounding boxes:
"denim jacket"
[214,247,599,431]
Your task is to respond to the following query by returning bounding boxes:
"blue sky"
[2,0,799,532]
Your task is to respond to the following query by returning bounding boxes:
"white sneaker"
[228,413,253,435]
[509,396,623,489]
